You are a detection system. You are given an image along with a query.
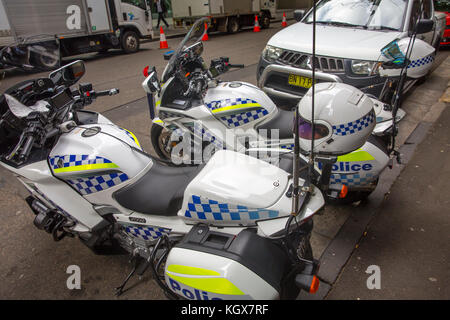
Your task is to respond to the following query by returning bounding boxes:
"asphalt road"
[0,24,448,299]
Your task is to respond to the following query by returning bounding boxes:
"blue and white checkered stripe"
[280,144,294,150]
[184,195,279,222]
[330,173,375,186]
[408,55,434,69]
[220,108,269,128]
[49,155,111,170]
[333,110,375,136]
[159,110,183,119]
[125,225,171,241]
[67,172,129,195]
[206,98,258,111]
[192,125,225,149]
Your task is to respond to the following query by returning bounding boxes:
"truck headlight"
[351,60,379,76]
[262,45,283,62]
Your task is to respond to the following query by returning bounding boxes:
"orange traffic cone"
[282,12,288,27]
[253,15,261,32]
[202,22,209,41]
[159,26,168,49]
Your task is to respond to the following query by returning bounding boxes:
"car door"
[408,0,435,43]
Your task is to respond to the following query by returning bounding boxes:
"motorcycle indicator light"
[309,275,320,294]
[143,65,150,77]
[339,185,348,199]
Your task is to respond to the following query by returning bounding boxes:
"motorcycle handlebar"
[95,88,120,97]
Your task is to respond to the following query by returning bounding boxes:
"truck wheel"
[227,17,240,34]
[121,31,140,54]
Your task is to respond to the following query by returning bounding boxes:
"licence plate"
[288,75,314,89]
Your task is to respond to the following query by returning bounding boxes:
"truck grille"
[277,50,345,72]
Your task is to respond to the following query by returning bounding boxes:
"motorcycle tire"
[151,124,172,161]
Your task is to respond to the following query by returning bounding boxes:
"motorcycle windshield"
[162,18,208,81]
[0,35,60,71]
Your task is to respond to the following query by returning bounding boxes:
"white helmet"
[379,38,435,79]
[297,83,375,155]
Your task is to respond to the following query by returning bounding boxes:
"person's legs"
[161,14,169,28]
[157,13,162,28]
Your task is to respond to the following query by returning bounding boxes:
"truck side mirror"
[294,10,305,22]
[415,19,434,34]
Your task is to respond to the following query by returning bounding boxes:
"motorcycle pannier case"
[164,224,294,300]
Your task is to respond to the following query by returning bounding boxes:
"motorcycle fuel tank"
[204,82,277,128]
[49,124,150,196]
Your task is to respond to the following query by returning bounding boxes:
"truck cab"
[118,0,154,44]
[257,0,445,105]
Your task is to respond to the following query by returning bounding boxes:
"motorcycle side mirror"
[49,60,85,86]
[142,66,161,94]
[294,10,305,22]
[415,19,434,34]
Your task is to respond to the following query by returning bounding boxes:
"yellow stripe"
[154,119,164,124]
[337,150,375,162]
[53,163,118,173]
[211,103,261,114]
[167,265,220,276]
[167,273,244,296]
[156,100,161,107]
[122,128,141,148]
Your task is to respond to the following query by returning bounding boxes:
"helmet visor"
[298,117,329,140]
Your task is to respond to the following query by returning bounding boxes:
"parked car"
[257,0,446,106]
[435,0,450,46]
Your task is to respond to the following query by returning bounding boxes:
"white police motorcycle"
[145,18,435,203]
[0,56,347,299]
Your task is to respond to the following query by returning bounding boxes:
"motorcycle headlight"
[350,60,379,76]
[262,45,283,62]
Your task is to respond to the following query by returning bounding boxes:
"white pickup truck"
[257,0,446,105]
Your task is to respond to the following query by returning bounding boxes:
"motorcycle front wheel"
[151,124,173,160]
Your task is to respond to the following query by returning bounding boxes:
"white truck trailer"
[0,0,154,69]
[171,0,273,33]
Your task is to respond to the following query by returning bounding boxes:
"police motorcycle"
[0,35,60,71]
[0,57,344,299]
[145,17,436,203]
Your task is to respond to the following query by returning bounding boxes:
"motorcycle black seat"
[113,159,203,216]
[256,108,294,140]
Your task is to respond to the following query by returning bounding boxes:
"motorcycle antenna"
[291,0,317,217]
[390,0,424,157]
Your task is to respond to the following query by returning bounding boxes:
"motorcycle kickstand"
[115,255,141,297]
